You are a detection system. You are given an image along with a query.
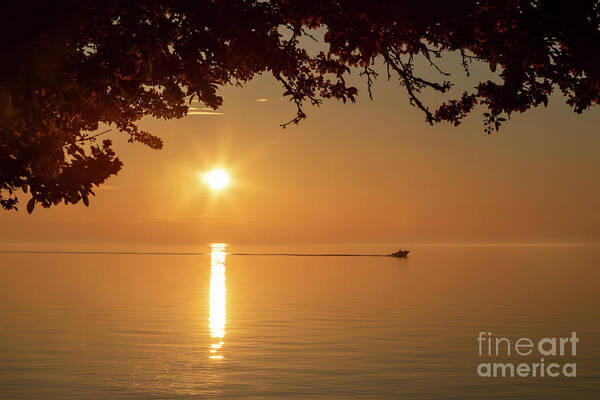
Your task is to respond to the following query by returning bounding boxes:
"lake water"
[1,244,599,399]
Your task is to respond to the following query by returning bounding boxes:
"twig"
[75,129,112,143]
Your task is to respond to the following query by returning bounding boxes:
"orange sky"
[2,57,600,249]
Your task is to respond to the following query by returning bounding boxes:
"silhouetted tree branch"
[1,1,599,211]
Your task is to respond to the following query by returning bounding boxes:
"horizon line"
[1,242,599,257]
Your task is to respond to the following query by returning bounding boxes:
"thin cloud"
[187,111,224,116]
[189,102,222,111]
[256,98,269,102]
[188,106,222,114]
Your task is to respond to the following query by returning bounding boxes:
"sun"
[203,169,230,190]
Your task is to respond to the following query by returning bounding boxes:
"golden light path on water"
[209,243,227,360]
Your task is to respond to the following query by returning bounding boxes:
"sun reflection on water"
[209,243,227,360]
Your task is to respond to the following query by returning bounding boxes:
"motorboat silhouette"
[388,249,409,258]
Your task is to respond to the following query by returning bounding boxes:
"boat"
[388,249,409,258]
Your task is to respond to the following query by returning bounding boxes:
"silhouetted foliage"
[1,1,599,211]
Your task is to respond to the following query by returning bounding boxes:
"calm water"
[1,244,599,399]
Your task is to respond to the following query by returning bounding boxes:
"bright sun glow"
[204,169,229,190]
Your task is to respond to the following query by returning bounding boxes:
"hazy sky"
[2,54,600,249]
